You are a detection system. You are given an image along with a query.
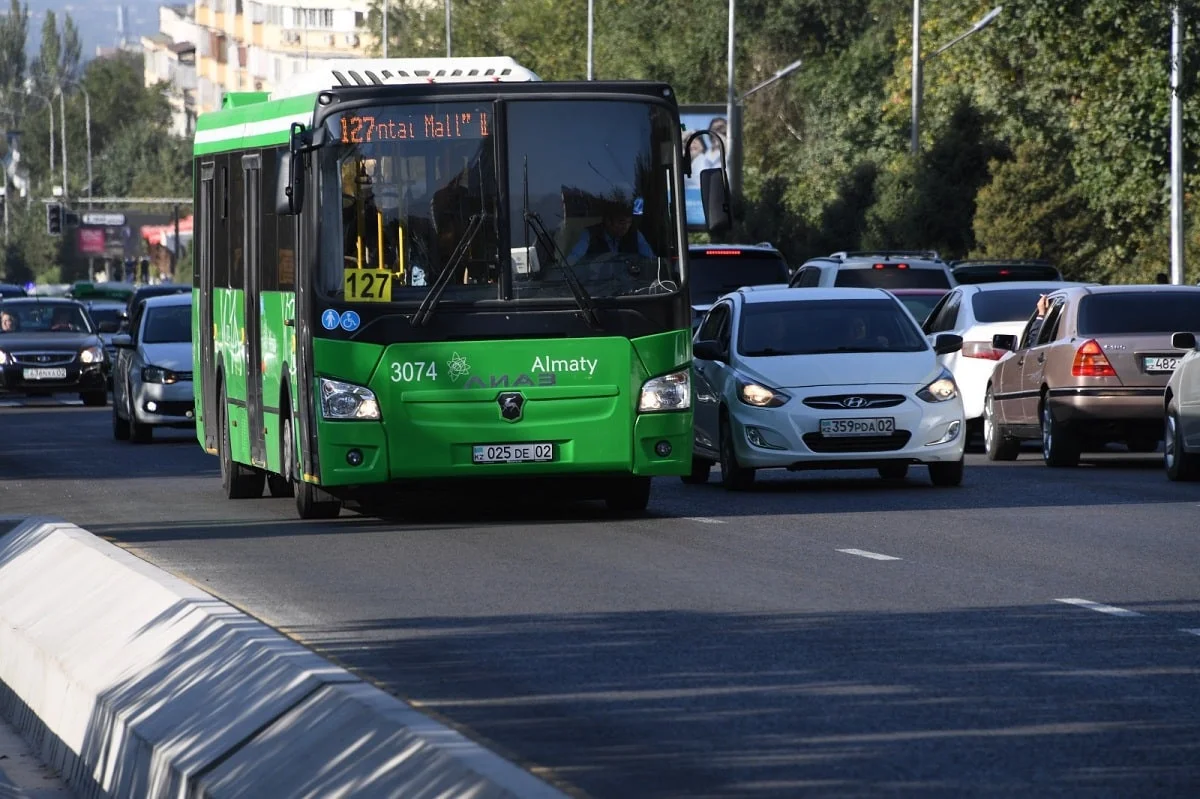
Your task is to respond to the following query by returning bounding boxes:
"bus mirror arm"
[277,123,318,216]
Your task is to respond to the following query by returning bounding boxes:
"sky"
[22,0,158,59]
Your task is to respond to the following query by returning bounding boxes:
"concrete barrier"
[0,517,568,799]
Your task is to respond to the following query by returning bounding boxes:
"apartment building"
[192,0,372,116]
[142,5,199,137]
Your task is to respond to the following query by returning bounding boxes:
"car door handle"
[1036,354,1045,363]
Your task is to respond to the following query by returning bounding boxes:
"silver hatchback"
[111,293,195,442]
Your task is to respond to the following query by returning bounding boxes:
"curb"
[0,517,568,799]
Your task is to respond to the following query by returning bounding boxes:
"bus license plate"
[1143,356,1179,373]
[23,368,67,380]
[473,443,554,464]
[820,417,895,437]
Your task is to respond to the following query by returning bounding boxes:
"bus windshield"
[317,99,682,305]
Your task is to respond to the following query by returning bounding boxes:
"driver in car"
[567,199,655,266]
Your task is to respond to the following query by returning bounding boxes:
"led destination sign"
[339,108,490,144]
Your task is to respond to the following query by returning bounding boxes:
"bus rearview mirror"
[699,168,731,236]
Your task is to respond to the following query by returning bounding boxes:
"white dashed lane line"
[836,548,902,561]
[1055,598,1143,617]
[684,517,727,524]
[1181,629,1200,637]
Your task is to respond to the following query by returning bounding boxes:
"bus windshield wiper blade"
[523,211,602,330]
[411,213,486,327]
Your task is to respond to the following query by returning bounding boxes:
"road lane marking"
[1182,629,1200,637]
[1055,598,1143,617]
[685,517,726,524]
[837,548,901,561]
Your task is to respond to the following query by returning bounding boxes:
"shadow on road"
[281,602,1200,798]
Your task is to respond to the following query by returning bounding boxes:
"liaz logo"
[461,372,557,389]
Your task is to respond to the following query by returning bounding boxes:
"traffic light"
[46,203,63,236]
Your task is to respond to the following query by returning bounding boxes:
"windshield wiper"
[411,212,487,328]
[522,212,601,330]
[742,347,789,357]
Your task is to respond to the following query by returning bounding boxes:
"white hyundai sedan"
[688,287,966,489]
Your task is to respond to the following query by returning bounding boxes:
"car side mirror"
[693,339,727,362]
[992,333,1018,352]
[1171,331,1197,350]
[933,333,963,355]
[112,334,134,349]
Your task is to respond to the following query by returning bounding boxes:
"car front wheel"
[928,458,964,487]
[1165,407,1200,481]
[983,387,1020,461]
[719,416,755,491]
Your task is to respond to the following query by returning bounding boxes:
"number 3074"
[391,361,438,382]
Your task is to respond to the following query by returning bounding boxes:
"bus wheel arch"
[217,363,266,499]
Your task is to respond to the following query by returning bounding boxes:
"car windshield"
[0,303,93,334]
[834,266,951,289]
[971,288,1051,323]
[1078,292,1200,335]
[142,305,193,343]
[88,307,125,329]
[689,254,788,306]
[738,299,928,356]
[894,293,945,325]
[317,99,681,304]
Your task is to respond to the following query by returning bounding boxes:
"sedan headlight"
[142,366,179,384]
[80,345,105,365]
[639,369,691,412]
[737,379,790,408]
[320,377,381,420]
[0,349,7,365]
[917,369,959,403]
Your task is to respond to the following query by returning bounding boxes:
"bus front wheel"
[283,412,341,520]
[605,476,651,515]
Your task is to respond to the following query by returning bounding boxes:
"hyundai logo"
[841,396,866,408]
[497,392,525,422]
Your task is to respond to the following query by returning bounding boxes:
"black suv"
[688,243,790,328]
[948,259,1063,284]
[789,250,955,290]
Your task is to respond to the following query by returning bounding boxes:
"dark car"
[124,283,191,329]
[0,297,109,405]
[950,259,1064,284]
[790,250,956,290]
[84,299,130,386]
[688,243,790,329]
[0,283,29,299]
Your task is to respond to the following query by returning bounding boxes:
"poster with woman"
[679,104,734,231]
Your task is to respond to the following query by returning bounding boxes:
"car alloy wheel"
[719,417,754,491]
[1041,401,1079,467]
[1165,408,1200,481]
[984,388,1019,461]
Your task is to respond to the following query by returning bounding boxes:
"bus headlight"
[639,369,691,412]
[320,378,381,420]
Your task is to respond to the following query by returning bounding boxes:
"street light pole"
[58,89,67,199]
[741,58,803,100]
[445,0,451,57]
[382,0,388,58]
[726,0,737,199]
[1170,2,1184,285]
[911,5,1002,156]
[586,0,594,80]
[911,0,921,157]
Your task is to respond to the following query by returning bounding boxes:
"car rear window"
[970,288,1048,323]
[953,264,1062,284]
[1078,292,1200,336]
[689,251,789,306]
[737,299,928,356]
[834,265,951,289]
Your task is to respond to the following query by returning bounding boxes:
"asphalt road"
[2,399,1199,798]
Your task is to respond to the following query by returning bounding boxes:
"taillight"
[1071,339,1116,377]
[962,341,1004,360]
[872,263,909,269]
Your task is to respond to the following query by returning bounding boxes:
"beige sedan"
[982,284,1200,467]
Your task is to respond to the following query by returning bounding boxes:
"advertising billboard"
[680,103,733,231]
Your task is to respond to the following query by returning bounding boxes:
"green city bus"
[192,57,729,519]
